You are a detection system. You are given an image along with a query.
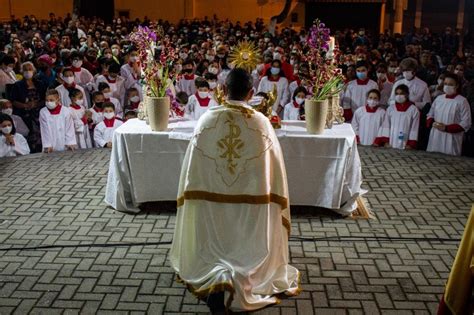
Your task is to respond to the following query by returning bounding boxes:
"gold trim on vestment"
[177,191,288,209]
[281,216,291,237]
[176,275,235,309]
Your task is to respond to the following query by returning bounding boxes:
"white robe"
[170,102,300,312]
[11,115,29,137]
[73,68,94,89]
[351,106,386,145]
[93,119,123,148]
[90,107,104,125]
[283,102,302,120]
[389,77,431,110]
[39,106,77,151]
[70,105,93,149]
[217,69,231,87]
[341,79,379,114]
[95,75,127,106]
[257,76,289,111]
[185,94,218,121]
[105,97,123,118]
[56,84,89,108]
[175,75,199,96]
[0,133,30,157]
[120,63,143,101]
[427,94,472,156]
[378,104,420,149]
[379,80,393,106]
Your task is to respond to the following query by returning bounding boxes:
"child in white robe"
[39,89,77,153]
[70,52,94,89]
[56,68,89,108]
[69,88,93,149]
[352,89,386,146]
[175,60,199,96]
[341,61,378,121]
[0,99,29,137]
[376,64,393,107]
[427,73,472,156]
[95,62,126,105]
[283,86,307,121]
[121,48,143,101]
[93,102,123,148]
[375,84,420,150]
[0,113,30,157]
[257,59,290,114]
[186,79,218,121]
[98,82,122,118]
[88,91,106,126]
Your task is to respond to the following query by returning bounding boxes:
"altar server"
[93,102,123,148]
[427,73,472,156]
[89,91,105,125]
[0,113,30,157]
[69,88,92,149]
[95,62,126,105]
[56,68,89,108]
[125,87,141,112]
[39,89,76,153]
[121,47,143,101]
[185,79,218,120]
[176,59,199,96]
[0,99,29,137]
[97,82,122,117]
[70,51,94,89]
[352,89,386,145]
[283,86,307,120]
[341,61,378,121]
[374,84,420,149]
[257,59,289,114]
[170,68,300,313]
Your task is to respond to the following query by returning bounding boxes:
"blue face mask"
[271,67,280,76]
[356,71,367,80]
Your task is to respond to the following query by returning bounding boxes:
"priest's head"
[225,68,254,102]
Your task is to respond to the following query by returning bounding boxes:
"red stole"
[71,66,81,73]
[195,93,211,107]
[268,75,280,82]
[47,104,62,115]
[365,105,378,113]
[104,118,115,128]
[395,101,413,112]
[93,106,103,113]
[356,78,370,85]
[183,74,195,80]
[106,76,116,84]
[130,101,140,110]
[445,93,458,99]
[293,101,300,108]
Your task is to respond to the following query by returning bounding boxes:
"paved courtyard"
[0,146,473,314]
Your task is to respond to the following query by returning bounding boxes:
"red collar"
[70,104,81,110]
[268,75,280,82]
[365,105,378,113]
[63,82,76,88]
[106,76,116,84]
[71,66,81,73]
[104,118,115,128]
[356,78,370,85]
[293,101,300,108]
[195,92,211,107]
[104,98,110,102]
[94,106,103,112]
[395,101,413,112]
[445,93,458,99]
[183,74,195,80]
[48,104,62,115]
[130,101,140,109]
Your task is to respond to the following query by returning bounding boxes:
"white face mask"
[367,99,379,107]
[1,108,13,116]
[403,71,414,80]
[395,95,407,103]
[105,53,112,59]
[443,85,456,95]
[208,67,219,75]
[198,91,209,99]
[129,56,139,63]
[64,76,75,84]
[104,112,115,120]
[1,126,12,135]
[208,81,217,89]
[104,92,112,99]
[295,97,305,105]
[72,60,83,68]
[388,67,397,73]
[112,48,120,56]
[45,101,57,110]
[376,72,386,80]
[273,52,282,60]
[75,99,84,106]
[130,96,140,103]
[437,78,443,86]
[23,71,34,79]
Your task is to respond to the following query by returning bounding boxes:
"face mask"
[206,55,214,62]
[2,108,13,116]
[395,95,407,103]
[179,53,188,60]
[217,54,225,59]
[75,99,84,106]
[264,37,270,43]
[443,85,456,95]
[1,126,12,135]
[23,71,34,79]
[388,67,397,73]
[105,53,112,59]
[95,102,103,108]
[367,99,379,107]
[403,71,414,80]
[72,60,83,68]
[198,91,209,99]
[273,52,282,60]
[376,72,386,80]
[175,64,182,73]
[130,96,140,103]
[45,101,57,109]
[104,92,112,99]
[271,67,280,76]
[356,71,367,80]
[208,81,217,89]
[208,67,218,75]
[104,112,115,120]
[64,76,75,84]
[295,97,305,105]
[454,70,463,76]
[183,68,193,74]
[129,56,139,63]
[437,79,443,85]
[290,59,296,65]
[112,48,120,56]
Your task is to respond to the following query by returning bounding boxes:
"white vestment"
[341,79,379,114]
[56,84,89,108]
[0,133,30,157]
[69,105,93,149]
[185,94,218,121]
[351,106,386,145]
[389,77,431,110]
[73,68,94,87]
[283,102,302,120]
[93,118,123,148]
[170,102,300,312]
[257,76,290,111]
[377,103,420,149]
[427,94,472,156]
[175,75,199,96]
[39,106,77,151]
[120,63,143,101]
[379,80,393,106]
[95,75,126,106]
[105,97,123,118]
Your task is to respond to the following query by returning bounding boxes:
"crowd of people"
[0,13,473,158]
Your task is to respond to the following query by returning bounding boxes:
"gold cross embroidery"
[217,113,244,175]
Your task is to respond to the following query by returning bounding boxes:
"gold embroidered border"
[177,191,288,210]
[176,275,235,309]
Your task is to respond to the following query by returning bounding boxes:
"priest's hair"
[225,68,253,101]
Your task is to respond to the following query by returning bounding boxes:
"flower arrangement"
[305,19,345,101]
[129,25,178,98]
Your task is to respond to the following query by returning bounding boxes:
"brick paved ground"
[0,147,473,314]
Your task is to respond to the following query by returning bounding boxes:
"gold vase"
[305,99,328,135]
[146,96,170,131]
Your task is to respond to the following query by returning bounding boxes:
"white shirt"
[95,75,126,106]
[257,76,290,111]
[352,106,386,145]
[56,84,89,108]
[186,94,219,121]
[93,118,123,148]
[378,103,420,149]
[0,133,30,157]
[39,106,77,151]
[283,101,302,120]
[175,74,199,96]
[69,104,93,149]
[427,94,472,156]
[89,106,104,125]
[389,77,431,110]
[341,79,379,113]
